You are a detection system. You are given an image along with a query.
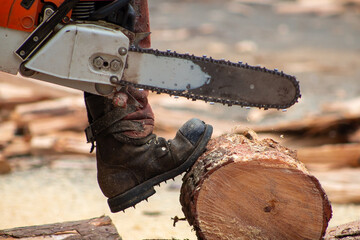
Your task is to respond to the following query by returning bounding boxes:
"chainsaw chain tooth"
[123,47,300,109]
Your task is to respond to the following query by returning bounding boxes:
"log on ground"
[324,219,360,240]
[313,168,360,204]
[180,131,332,240]
[0,154,11,174]
[297,143,360,170]
[0,216,121,240]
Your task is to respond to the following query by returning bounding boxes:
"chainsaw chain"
[119,47,301,109]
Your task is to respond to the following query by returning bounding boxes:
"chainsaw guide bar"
[123,47,301,110]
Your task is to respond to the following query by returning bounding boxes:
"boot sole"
[108,124,213,213]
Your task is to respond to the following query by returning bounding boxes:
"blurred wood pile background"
[274,0,360,16]
[0,0,360,208]
[234,0,360,16]
[1,70,360,207]
[0,72,91,173]
[0,0,359,238]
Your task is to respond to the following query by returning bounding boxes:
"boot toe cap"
[179,118,208,145]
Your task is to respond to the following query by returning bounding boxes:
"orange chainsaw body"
[0,0,151,48]
[0,0,70,32]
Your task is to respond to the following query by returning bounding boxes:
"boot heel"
[108,186,156,213]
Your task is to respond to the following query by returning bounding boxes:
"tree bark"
[180,131,332,240]
[0,216,121,240]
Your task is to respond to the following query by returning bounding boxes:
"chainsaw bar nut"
[110,59,123,72]
[93,56,104,68]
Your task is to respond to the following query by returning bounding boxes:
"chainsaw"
[0,0,300,109]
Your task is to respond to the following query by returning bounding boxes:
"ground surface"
[1,0,360,239]
[1,165,360,240]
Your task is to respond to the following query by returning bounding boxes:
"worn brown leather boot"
[84,88,213,212]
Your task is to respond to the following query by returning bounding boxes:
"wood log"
[30,131,93,156]
[0,121,16,147]
[0,71,80,108]
[313,168,360,204]
[324,220,360,240]
[180,131,332,240]
[0,216,121,240]
[254,133,346,149]
[348,128,360,143]
[11,96,88,136]
[275,1,345,16]
[235,111,360,150]
[0,154,11,174]
[0,82,49,108]
[12,96,85,123]
[244,113,360,137]
[322,96,360,116]
[245,97,360,142]
[25,111,87,136]
[2,137,31,158]
[297,143,360,170]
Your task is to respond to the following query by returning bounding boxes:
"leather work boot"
[84,88,213,212]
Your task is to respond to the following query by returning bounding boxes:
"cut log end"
[181,132,332,240]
